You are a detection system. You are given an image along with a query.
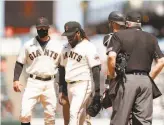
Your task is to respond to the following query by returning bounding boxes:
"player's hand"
[13,81,23,92]
[4,100,13,113]
[59,92,67,106]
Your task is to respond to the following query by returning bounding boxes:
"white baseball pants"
[20,77,57,125]
[67,80,93,125]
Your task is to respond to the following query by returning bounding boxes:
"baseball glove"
[86,95,102,117]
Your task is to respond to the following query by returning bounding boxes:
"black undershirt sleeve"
[92,65,101,92]
[13,61,23,82]
[58,65,67,93]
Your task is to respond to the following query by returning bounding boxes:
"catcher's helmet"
[108,11,125,26]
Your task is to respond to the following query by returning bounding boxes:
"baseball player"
[57,67,92,125]
[13,17,62,125]
[58,21,101,125]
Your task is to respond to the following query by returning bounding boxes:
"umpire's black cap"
[126,11,141,23]
[62,21,82,36]
[108,11,125,26]
[36,17,50,28]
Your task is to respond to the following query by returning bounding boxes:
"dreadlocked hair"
[80,28,90,41]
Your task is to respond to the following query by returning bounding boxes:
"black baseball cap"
[62,21,81,36]
[36,17,50,28]
[108,11,125,25]
[126,11,141,23]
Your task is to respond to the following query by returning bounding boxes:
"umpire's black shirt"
[107,28,164,73]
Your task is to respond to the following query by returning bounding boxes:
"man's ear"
[77,31,80,36]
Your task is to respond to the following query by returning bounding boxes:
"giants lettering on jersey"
[64,51,82,62]
[29,49,58,60]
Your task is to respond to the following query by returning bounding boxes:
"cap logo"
[40,18,44,24]
[65,26,69,31]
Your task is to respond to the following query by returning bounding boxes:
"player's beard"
[37,29,48,38]
[68,34,79,48]
[68,40,78,48]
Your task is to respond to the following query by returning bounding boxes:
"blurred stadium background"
[0,0,164,125]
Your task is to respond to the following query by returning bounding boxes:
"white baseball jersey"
[60,39,101,81]
[17,37,62,76]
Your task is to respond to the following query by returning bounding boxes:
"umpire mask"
[37,29,48,38]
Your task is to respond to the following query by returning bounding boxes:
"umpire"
[107,11,164,125]
[103,11,125,47]
[102,11,125,109]
[103,11,125,80]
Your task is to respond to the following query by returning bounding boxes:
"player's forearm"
[13,61,23,82]
[92,65,101,92]
[107,55,116,79]
[149,58,164,79]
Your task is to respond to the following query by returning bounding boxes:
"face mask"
[37,29,48,38]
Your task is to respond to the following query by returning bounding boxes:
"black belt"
[68,81,76,84]
[30,74,55,81]
[67,80,82,84]
[126,71,148,76]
